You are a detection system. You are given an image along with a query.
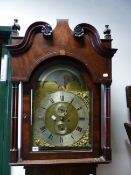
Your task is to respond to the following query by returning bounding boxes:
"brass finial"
[11,19,21,36]
[103,25,111,39]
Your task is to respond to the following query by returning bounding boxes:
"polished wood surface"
[24,164,97,175]
[7,20,117,83]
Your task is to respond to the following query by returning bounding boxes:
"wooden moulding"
[6,19,117,83]
[10,83,18,162]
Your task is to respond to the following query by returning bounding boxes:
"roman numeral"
[50,98,55,104]
[40,126,47,133]
[79,117,85,121]
[48,134,53,140]
[70,98,74,104]
[60,93,64,101]
[60,136,63,143]
[71,135,74,139]
[76,126,82,132]
[77,106,82,111]
[41,106,46,110]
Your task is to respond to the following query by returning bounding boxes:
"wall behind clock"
[0,0,131,175]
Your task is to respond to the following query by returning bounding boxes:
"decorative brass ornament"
[59,49,65,55]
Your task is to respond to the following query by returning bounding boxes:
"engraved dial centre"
[45,101,78,136]
[55,103,68,117]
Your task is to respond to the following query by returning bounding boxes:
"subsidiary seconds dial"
[35,91,89,147]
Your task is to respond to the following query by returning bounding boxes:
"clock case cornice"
[6,19,117,83]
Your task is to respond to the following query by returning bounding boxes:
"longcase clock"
[6,19,117,175]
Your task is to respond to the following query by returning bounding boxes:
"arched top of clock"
[6,19,117,83]
[6,19,117,57]
[29,56,93,91]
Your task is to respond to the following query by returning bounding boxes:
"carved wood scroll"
[6,19,117,83]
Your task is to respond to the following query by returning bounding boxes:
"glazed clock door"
[32,66,91,150]
[22,57,100,160]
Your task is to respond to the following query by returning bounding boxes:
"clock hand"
[66,97,74,114]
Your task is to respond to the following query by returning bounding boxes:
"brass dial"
[34,91,89,147]
[32,64,92,150]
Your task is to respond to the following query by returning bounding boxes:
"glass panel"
[31,65,92,152]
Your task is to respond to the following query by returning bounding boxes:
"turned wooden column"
[103,84,111,160]
[10,83,18,162]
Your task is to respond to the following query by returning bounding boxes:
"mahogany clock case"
[6,20,117,168]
